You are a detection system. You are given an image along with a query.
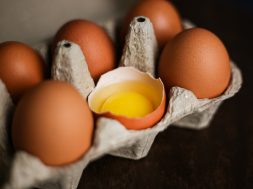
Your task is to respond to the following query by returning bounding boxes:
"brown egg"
[12,81,94,166]
[53,19,116,82]
[122,0,182,48]
[0,41,45,102]
[158,28,231,99]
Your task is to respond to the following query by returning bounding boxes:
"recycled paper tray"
[0,18,242,189]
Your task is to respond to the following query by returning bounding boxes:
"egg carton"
[0,17,242,189]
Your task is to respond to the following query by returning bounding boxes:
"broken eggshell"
[88,67,166,130]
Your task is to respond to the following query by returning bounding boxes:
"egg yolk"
[100,91,154,118]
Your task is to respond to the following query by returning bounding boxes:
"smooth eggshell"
[158,28,231,99]
[12,81,94,166]
[122,0,182,48]
[0,41,45,102]
[53,19,116,82]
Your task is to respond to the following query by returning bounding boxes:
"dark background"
[78,0,253,188]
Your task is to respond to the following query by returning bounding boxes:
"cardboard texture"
[0,18,242,189]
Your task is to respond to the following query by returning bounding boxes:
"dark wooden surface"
[78,0,253,188]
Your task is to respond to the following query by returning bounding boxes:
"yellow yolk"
[100,91,154,118]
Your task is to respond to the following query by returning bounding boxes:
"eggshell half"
[88,67,166,130]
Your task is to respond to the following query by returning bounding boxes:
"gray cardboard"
[0,18,242,189]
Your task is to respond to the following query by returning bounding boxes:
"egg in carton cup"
[0,17,242,189]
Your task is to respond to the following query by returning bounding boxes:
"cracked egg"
[88,67,166,130]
